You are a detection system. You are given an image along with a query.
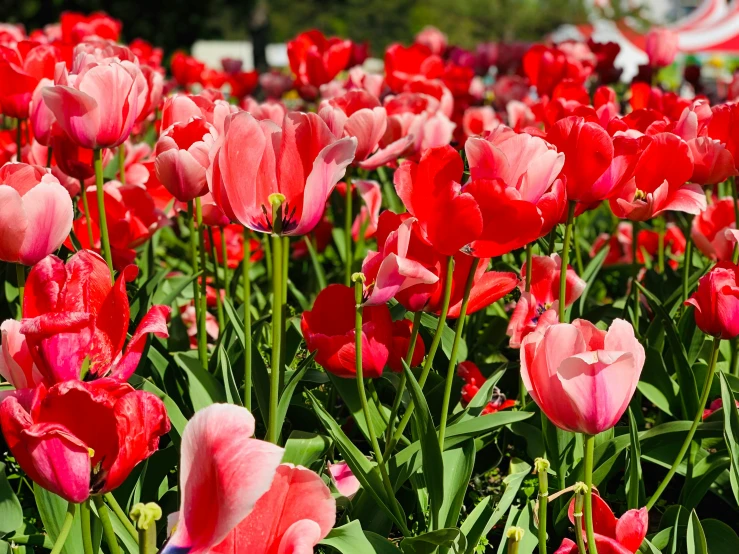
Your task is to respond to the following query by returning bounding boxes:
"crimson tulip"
[692,198,737,261]
[384,43,444,93]
[60,11,122,44]
[387,318,426,373]
[685,262,739,339]
[0,379,169,503]
[287,30,352,90]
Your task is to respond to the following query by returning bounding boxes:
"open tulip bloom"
[5,14,739,554]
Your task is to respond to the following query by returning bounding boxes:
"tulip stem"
[195,199,209,369]
[385,310,423,445]
[267,233,283,444]
[49,502,76,554]
[559,202,576,323]
[81,500,94,554]
[631,220,640,331]
[187,201,205,369]
[573,221,584,276]
[583,435,598,554]
[535,458,549,554]
[304,235,327,290]
[94,495,122,554]
[352,275,409,536]
[118,143,126,185]
[79,182,95,248]
[93,149,114,283]
[682,229,693,307]
[15,264,24,307]
[439,257,480,448]
[221,228,230,300]
[207,227,225,332]
[344,180,353,286]
[383,255,455,460]
[105,492,139,542]
[646,335,721,511]
[573,487,587,554]
[243,228,253,411]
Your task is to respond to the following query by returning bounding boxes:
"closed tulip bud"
[645,28,679,68]
[685,262,739,339]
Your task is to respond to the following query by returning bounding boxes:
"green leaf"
[681,452,730,512]
[217,345,243,406]
[275,351,316,435]
[687,511,708,554]
[575,243,609,316]
[439,440,475,530]
[365,532,402,553]
[0,464,22,536]
[328,373,388,441]
[403,360,444,530]
[33,485,84,554]
[90,500,137,554]
[637,347,679,417]
[308,391,408,532]
[719,372,739,505]
[420,312,467,362]
[282,431,331,467]
[319,520,377,554]
[702,519,739,554]
[400,529,462,554]
[458,369,505,421]
[173,351,226,411]
[152,271,202,307]
[626,408,644,510]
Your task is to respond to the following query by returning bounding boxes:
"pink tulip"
[462,106,501,139]
[382,92,455,156]
[645,28,679,68]
[155,117,216,202]
[208,111,357,236]
[415,26,448,56]
[685,262,739,339]
[0,162,73,266]
[29,78,56,146]
[43,53,147,149]
[351,179,382,241]
[241,97,288,125]
[507,254,586,348]
[328,461,361,499]
[520,318,645,435]
[0,320,43,391]
[160,93,237,136]
[691,198,737,261]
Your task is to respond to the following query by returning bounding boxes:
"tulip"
[685,262,739,339]
[692,198,737,261]
[287,30,352,90]
[49,125,108,181]
[241,97,287,125]
[520,318,645,435]
[465,126,566,256]
[384,43,444,93]
[301,284,393,378]
[0,320,43,392]
[60,11,122,44]
[554,494,648,554]
[382,92,455,156]
[522,44,589,98]
[387,318,426,373]
[259,70,294,99]
[136,65,164,124]
[462,106,501,139]
[19,250,170,384]
[458,360,516,414]
[415,26,448,56]
[0,42,59,120]
[170,51,206,87]
[328,461,361,499]
[29,78,56,146]
[155,117,216,202]
[208,111,357,237]
[43,54,147,149]
[508,254,586,348]
[645,28,679,68]
[394,145,483,256]
[351,180,382,241]
[592,221,686,269]
[0,162,73,266]
[0,379,170,503]
[204,224,264,269]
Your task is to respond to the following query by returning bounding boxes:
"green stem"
[93,149,114,282]
[195,198,209,369]
[221,228,230,300]
[385,311,423,445]
[535,459,549,554]
[559,202,576,323]
[187,201,204,368]
[352,275,409,536]
[438,257,480,448]
[304,235,327,290]
[631,220,640,331]
[15,263,24,308]
[268,233,283,443]
[80,183,95,248]
[49,502,76,554]
[646,335,721,510]
[583,435,598,554]
[574,490,587,554]
[344,181,353,286]
[243,228,253,411]
[682,228,693,306]
[281,236,289,390]
[547,227,557,255]
[383,255,456,460]
[657,216,665,274]
[104,492,139,542]
[118,143,126,185]
[525,243,533,292]
[94,495,121,554]
[207,227,225,332]
[81,500,94,554]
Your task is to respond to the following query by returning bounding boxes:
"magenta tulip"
[685,262,739,339]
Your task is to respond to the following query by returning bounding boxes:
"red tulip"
[0,162,73,266]
[0,42,60,120]
[707,103,739,171]
[60,11,122,44]
[155,116,216,202]
[521,318,645,435]
[227,70,258,100]
[465,126,566,255]
[130,38,163,68]
[555,494,648,554]
[20,250,170,383]
[204,224,264,269]
[394,145,483,256]
[0,379,169,503]
[522,44,588,98]
[387,318,426,372]
[72,181,168,269]
[43,50,147,149]
[645,28,679,68]
[692,198,737,261]
[170,51,206,87]
[458,360,516,414]
[384,43,444,93]
[49,124,111,181]
[415,26,448,56]
[592,221,686,269]
[287,30,352,89]
[686,262,739,339]
[301,284,393,378]
[507,254,586,348]
[208,111,356,236]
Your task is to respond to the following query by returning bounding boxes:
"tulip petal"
[108,305,171,381]
[16,182,73,266]
[42,85,100,150]
[448,270,518,318]
[615,507,648,552]
[0,185,26,263]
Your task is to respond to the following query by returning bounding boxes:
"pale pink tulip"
[462,106,501,139]
[645,28,679,68]
[352,179,382,240]
[0,320,43,391]
[0,162,73,265]
[208,111,357,236]
[520,318,645,435]
[415,26,447,56]
[242,97,288,125]
[328,461,361,499]
[29,78,56,146]
[164,404,285,554]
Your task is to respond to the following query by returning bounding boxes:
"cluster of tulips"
[2,10,739,554]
